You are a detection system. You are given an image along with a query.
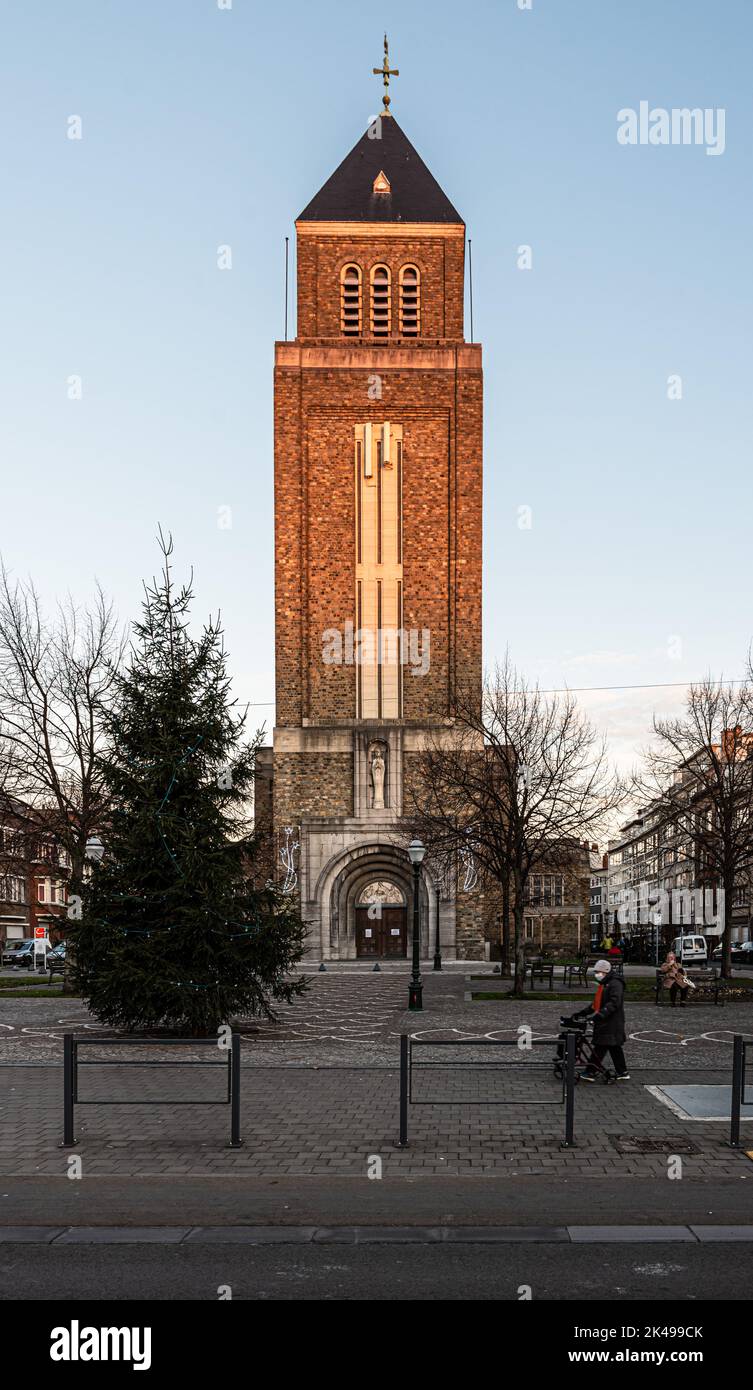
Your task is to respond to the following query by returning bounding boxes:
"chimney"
[722,725,743,760]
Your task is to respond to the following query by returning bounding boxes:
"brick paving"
[2,966,752,1064]
[1,970,752,1182]
[1,1056,751,1180]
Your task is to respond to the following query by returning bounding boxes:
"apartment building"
[0,801,70,947]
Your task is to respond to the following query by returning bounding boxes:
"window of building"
[399,265,420,336]
[524,874,564,908]
[354,421,404,720]
[37,878,65,904]
[1,875,26,904]
[340,264,362,336]
[524,916,534,940]
[1,827,23,855]
[370,265,391,336]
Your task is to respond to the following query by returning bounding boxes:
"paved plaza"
[2,971,752,1184]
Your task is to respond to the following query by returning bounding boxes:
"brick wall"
[274,355,482,726]
[273,752,353,828]
[455,887,492,959]
[296,232,465,341]
[272,215,482,953]
[249,746,275,887]
[483,856,592,960]
[276,220,480,731]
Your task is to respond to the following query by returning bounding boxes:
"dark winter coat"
[591,972,626,1046]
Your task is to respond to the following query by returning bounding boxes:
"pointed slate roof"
[298,117,463,225]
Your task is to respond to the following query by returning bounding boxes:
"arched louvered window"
[399,265,420,336]
[340,264,362,337]
[370,264,391,337]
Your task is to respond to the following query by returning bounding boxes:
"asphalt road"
[5,1173,753,1228]
[4,1173,753,1226]
[2,1239,751,1300]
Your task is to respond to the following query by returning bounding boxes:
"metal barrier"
[61,1031,243,1149]
[729,1034,753,1148]
[398,1032,577,1150]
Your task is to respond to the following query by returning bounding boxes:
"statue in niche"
[369,743,387,809]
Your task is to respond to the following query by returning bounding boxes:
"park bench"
[563,961,590,988]
[525,960,555,990]
[654,966,727,1007]
[582,955,624,980]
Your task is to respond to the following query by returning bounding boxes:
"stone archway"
[316,841,432,961]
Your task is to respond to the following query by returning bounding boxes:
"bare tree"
[636,674,753,978]
[404,655,625,993]
[0,564,125,979]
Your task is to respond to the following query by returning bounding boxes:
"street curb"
[3,1224,753,1245]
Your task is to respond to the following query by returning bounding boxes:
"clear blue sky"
[1,0,751,772]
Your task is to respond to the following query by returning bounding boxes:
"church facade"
[259,87,485,961]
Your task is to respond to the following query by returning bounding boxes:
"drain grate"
[609,1135,700,1155]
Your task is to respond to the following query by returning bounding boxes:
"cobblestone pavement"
[1,973,753,1181]
[1,968,752,1067]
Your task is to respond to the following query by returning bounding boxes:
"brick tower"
[266,76,483,961]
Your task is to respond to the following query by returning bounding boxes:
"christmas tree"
[71,533,306,1033]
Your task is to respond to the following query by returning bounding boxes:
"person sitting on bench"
[660,950,693,1007]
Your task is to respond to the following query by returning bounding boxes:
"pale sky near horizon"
[1,0,751,815]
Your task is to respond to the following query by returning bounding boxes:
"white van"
[671,934,708,964]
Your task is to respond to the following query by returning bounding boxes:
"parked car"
[1,938,50,970]
[671,934,708,964]
[47,942,66,979]
[712,940,753,965]
[2,938,35,968]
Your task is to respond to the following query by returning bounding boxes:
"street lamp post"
[408,838,425,1009]
[433,883,442,971]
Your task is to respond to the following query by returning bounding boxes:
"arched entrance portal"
[317,841,432,961]
[355,880,407,959]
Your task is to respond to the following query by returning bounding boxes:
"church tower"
[269,46,483,960]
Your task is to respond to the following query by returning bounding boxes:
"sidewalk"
[2,1055,750,1180]
[2,974,751,1189]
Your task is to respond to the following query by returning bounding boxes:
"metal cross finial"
[373,33,399,115]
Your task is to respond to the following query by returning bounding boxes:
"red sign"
[34,927,46,939]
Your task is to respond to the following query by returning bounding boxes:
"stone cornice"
[295,221,465,240]
[274,343,482,371]
[273,725,484,753]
